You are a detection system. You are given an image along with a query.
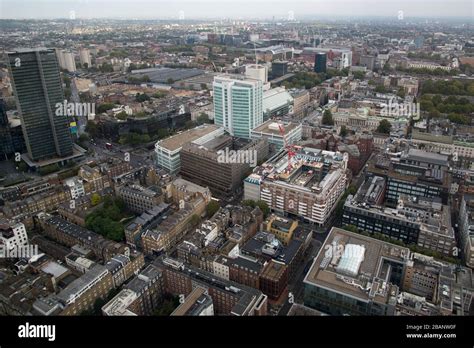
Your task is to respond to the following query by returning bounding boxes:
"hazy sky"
[0,0,473,20]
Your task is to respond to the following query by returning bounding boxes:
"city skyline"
[0,0,472,339]
[1,0,473,20]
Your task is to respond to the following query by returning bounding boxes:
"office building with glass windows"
[7,48,73,162]
[342,176,456,257]
[155,124,224,174]
[304,227,473,316]
[213,75,263,139]
[367,150,450,205]
[314,52,327,73]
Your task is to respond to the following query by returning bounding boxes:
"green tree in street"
[339,125,348,137]
[197,113,210,125]
[322,109,334,126]
[376,119,392,134]
[91,193,101,206]
[206,201,220,217]
[243,199,270,217]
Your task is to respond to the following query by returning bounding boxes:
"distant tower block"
[245,64,268,83]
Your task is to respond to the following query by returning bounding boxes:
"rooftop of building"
[105,254,130,274]
[172,177,210,195]
[170,286,212,316]
[32,296,63,316]
[179,72,219,86]
[214,74,262,85]
[267,215,297,232]
[40,261,69,279]
[130,67,205,83]
[216,254,264,274]
[304,227,410,302]
[21,145,86,169]
[119,183,161,198]
[0,222,16,238]
[368,153,450,187]
[241,231,303,265]
[411,129,453,144]
[58,194,91,211]
[65,253,96,269]
[142,202,198,241]
[248,146,347,195]
[39,213,123,251]
[255,45,293,54]
[353,175,386,205]
[101,288,138,316]
[260,260,287,280]
[346,191,453,238]
[56,264,109,303]
[289,88,309,98]
[252,120,299,136]
[395,291,441,316]
[125,203,170,232]
[125,264,162,293]
[155,257,265,316]
[262,87,293,112]
[406,253,474,314]
[404,148,449,167]
[182,134,258,158]
[463,195,474,225]
[199,134,234,151]
[0,270,57,315]
[156,124,222,151]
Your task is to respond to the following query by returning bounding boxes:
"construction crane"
[277,122,297,173]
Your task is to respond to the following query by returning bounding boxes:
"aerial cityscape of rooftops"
[0,0,473,319]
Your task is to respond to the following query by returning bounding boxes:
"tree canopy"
[197,113,210,125]
[339,125,348,137]
[135,93,151,103]
[322,109,334,126]
[376,119,392,134]
[91,193,101,206]
[119,132,151,145]
[206,201,220,218]
[421,79,474,96]
[242,199,270,217]
[85,197,127,242]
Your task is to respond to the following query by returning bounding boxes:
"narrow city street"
[278,239,322,316]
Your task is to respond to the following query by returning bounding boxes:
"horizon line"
[1,15,473,21]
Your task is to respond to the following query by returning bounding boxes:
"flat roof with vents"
[336,244,365,277]
[304,227,409,301]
